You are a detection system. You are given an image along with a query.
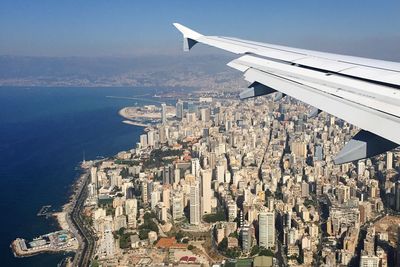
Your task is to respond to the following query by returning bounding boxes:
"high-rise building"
[172,193,183,220]
[147,130,155,147]
[395,182,400,211]
[188,101,197,113]
[359,255,379,267]
[161,103,167,124]
[209,152,216,170]
[190,181,200,225]
[358,161,366,176]
[201,169,212,214]
[163,164,173,185]
[314,145,323,161]
[125,198,137,228]
[176,100,184,120]
[186,112,197,123]
[147,180,153,204]
[159,125,167,143]
[141,181,148,203]
[228,201,237,222]
[217,164,225,184]
[140,134,148,148]
[290,141,307,158]
[387,151,393,170]
[191,158,200,178]
[259,211,275,249]
[151,191,160,210]
[162,186,170,209]
[241,224,253,252]
[200,107,211,122]
[174,168,180,185]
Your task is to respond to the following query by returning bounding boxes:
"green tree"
[187,244,194,250]
[119,233,131,249]
[259,247,274,256]
[250,245,260,256]
[203,210,227,223]
[175,231,184,241]
[217,237,228,252]
[229,231,239,239]
[139,229,150,240]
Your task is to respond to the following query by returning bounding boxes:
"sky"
[1,0,400,60]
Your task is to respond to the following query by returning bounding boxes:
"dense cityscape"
[52,93,400,267]
[3,1,400,267]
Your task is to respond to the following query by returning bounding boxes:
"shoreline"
[118,107,153,127]
[11,162,91,262]
[118,106,160,128]
[11,108,145,264]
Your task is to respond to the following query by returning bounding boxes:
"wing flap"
[243,68,400,145]
[228,55,400,118]
[173,23,400,163]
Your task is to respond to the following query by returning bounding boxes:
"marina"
[11,230,78,258]
[37,205,53,217]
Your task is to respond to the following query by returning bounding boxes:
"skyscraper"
[200,107,211,122]
[228,201,237,222]
[395,181,400,211]
[191,158,200,178]
[241,224,253,252]
[172,193,183,220]
[163,164,173,185]
[147,130,155,147]
[201,169,212,214]
[190,181,200,225]
[125,198,137,228]
[140,134,148,148]
[387,151,393,170]
[161,103,167,124]
[141,181,148,203]
[259,211,275,249]
[176,100,184,120]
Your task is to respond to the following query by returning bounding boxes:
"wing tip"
[172,22,203,40]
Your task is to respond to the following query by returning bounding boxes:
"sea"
[0,86,176,266]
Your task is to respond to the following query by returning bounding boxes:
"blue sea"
[0,87,174,266]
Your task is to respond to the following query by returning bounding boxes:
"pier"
[11,230,78,258]
[37,205,53,217]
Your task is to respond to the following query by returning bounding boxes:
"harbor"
[11,230,78,258]
[37,205,53,218]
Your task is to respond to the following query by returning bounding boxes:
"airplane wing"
[173,23,400,164]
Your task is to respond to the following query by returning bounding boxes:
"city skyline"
[3,1,400,267]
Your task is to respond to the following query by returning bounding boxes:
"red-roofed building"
[180,256,189,262]
[156,237,187,249]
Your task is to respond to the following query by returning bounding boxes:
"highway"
[68,170,96,267]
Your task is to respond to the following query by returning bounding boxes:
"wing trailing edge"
[173,23,400,164]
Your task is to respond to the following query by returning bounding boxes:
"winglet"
[173,23,203,51]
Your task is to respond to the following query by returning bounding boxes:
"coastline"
[10,162,91,263]
[11,105,146,265]
[1,87,148,267]
[118,106,159,127]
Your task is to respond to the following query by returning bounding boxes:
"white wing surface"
[173,23,400,164]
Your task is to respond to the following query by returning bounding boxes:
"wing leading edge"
[173,23,400,164]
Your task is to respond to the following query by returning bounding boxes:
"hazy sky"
[1,0,400,59]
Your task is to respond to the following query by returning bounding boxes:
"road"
[67,169,96,267]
